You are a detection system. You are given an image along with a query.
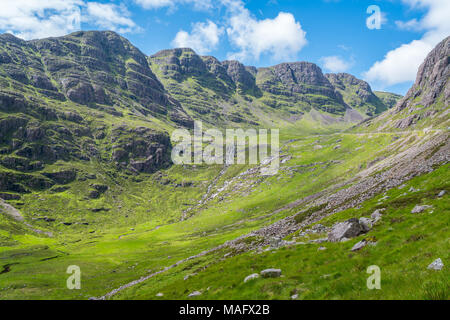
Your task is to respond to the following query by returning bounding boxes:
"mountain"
[360,36,449,131]
[373,91,403,109]
[325,73,388,116]
[1,31,446,301]
[149,48,400,128]
[0,29,404,199]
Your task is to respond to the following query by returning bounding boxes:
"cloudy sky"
[1,0,449,95]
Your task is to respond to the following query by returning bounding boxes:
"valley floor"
[0,129,448,300]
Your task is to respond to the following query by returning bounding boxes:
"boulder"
[411,205,433,214]
[260,269,282,278]
[438,190,446,197]
[351,240,368,251]
[427,258,444,271]
[188,291,202,297]
[328,218,365,242]
[244,273,260,283]
[371,209,384,223]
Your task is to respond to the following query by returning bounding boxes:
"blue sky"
[1,0,449,95]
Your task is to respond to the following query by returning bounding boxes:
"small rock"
[312,224,327,233]
[308,237,328,244]
[156,293,164,297]
[427,258,444,271]
[244,273,260,283]
[409,187,419,192]
[317,246,327,251]
[184,273,197,281]
[371,209,384,223]
[351,240,368,251]
[260,269,282,278]
[291,294,299,300]
[411,205,433,214]
[188,291,202,297]
[438,190,446,197]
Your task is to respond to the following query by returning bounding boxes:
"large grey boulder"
[328,218,365,242]
[260,269,282,278]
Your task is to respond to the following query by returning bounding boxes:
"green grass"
[0,128,447,300]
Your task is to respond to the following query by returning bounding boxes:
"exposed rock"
[438,190,446,197]
[111,126,172,173]
[188,291,202,297]
[427,258,444,271]
[184,273,197,281]
[359,217,373,232]
[312,223,327,233]
[328,218,365,242]
[156,293,164,297]
[244,273,260,283]
[0,192,21,200]
[351,240,369,251]
[42,169,77,184]
[411,205,433,214]
[260,269,282,278]
[371,209,384,223]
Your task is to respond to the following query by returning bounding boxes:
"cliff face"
[398,36,449,111]
[360,36,449,131]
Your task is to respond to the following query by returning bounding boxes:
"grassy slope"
[115,164,449,300]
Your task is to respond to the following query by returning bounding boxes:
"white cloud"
[85,3,139,34]
[172,20,223,54]
[0,0,140,40]
[320,56,352,73]
[0,0,83,40]
[223,0,307,61]
[364,0,450,88]
[395,18,422,31]
[134,0,212,10]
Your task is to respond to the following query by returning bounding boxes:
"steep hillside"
[373,91,403,109]
[359,36,449,131]
[325,73,390,116]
